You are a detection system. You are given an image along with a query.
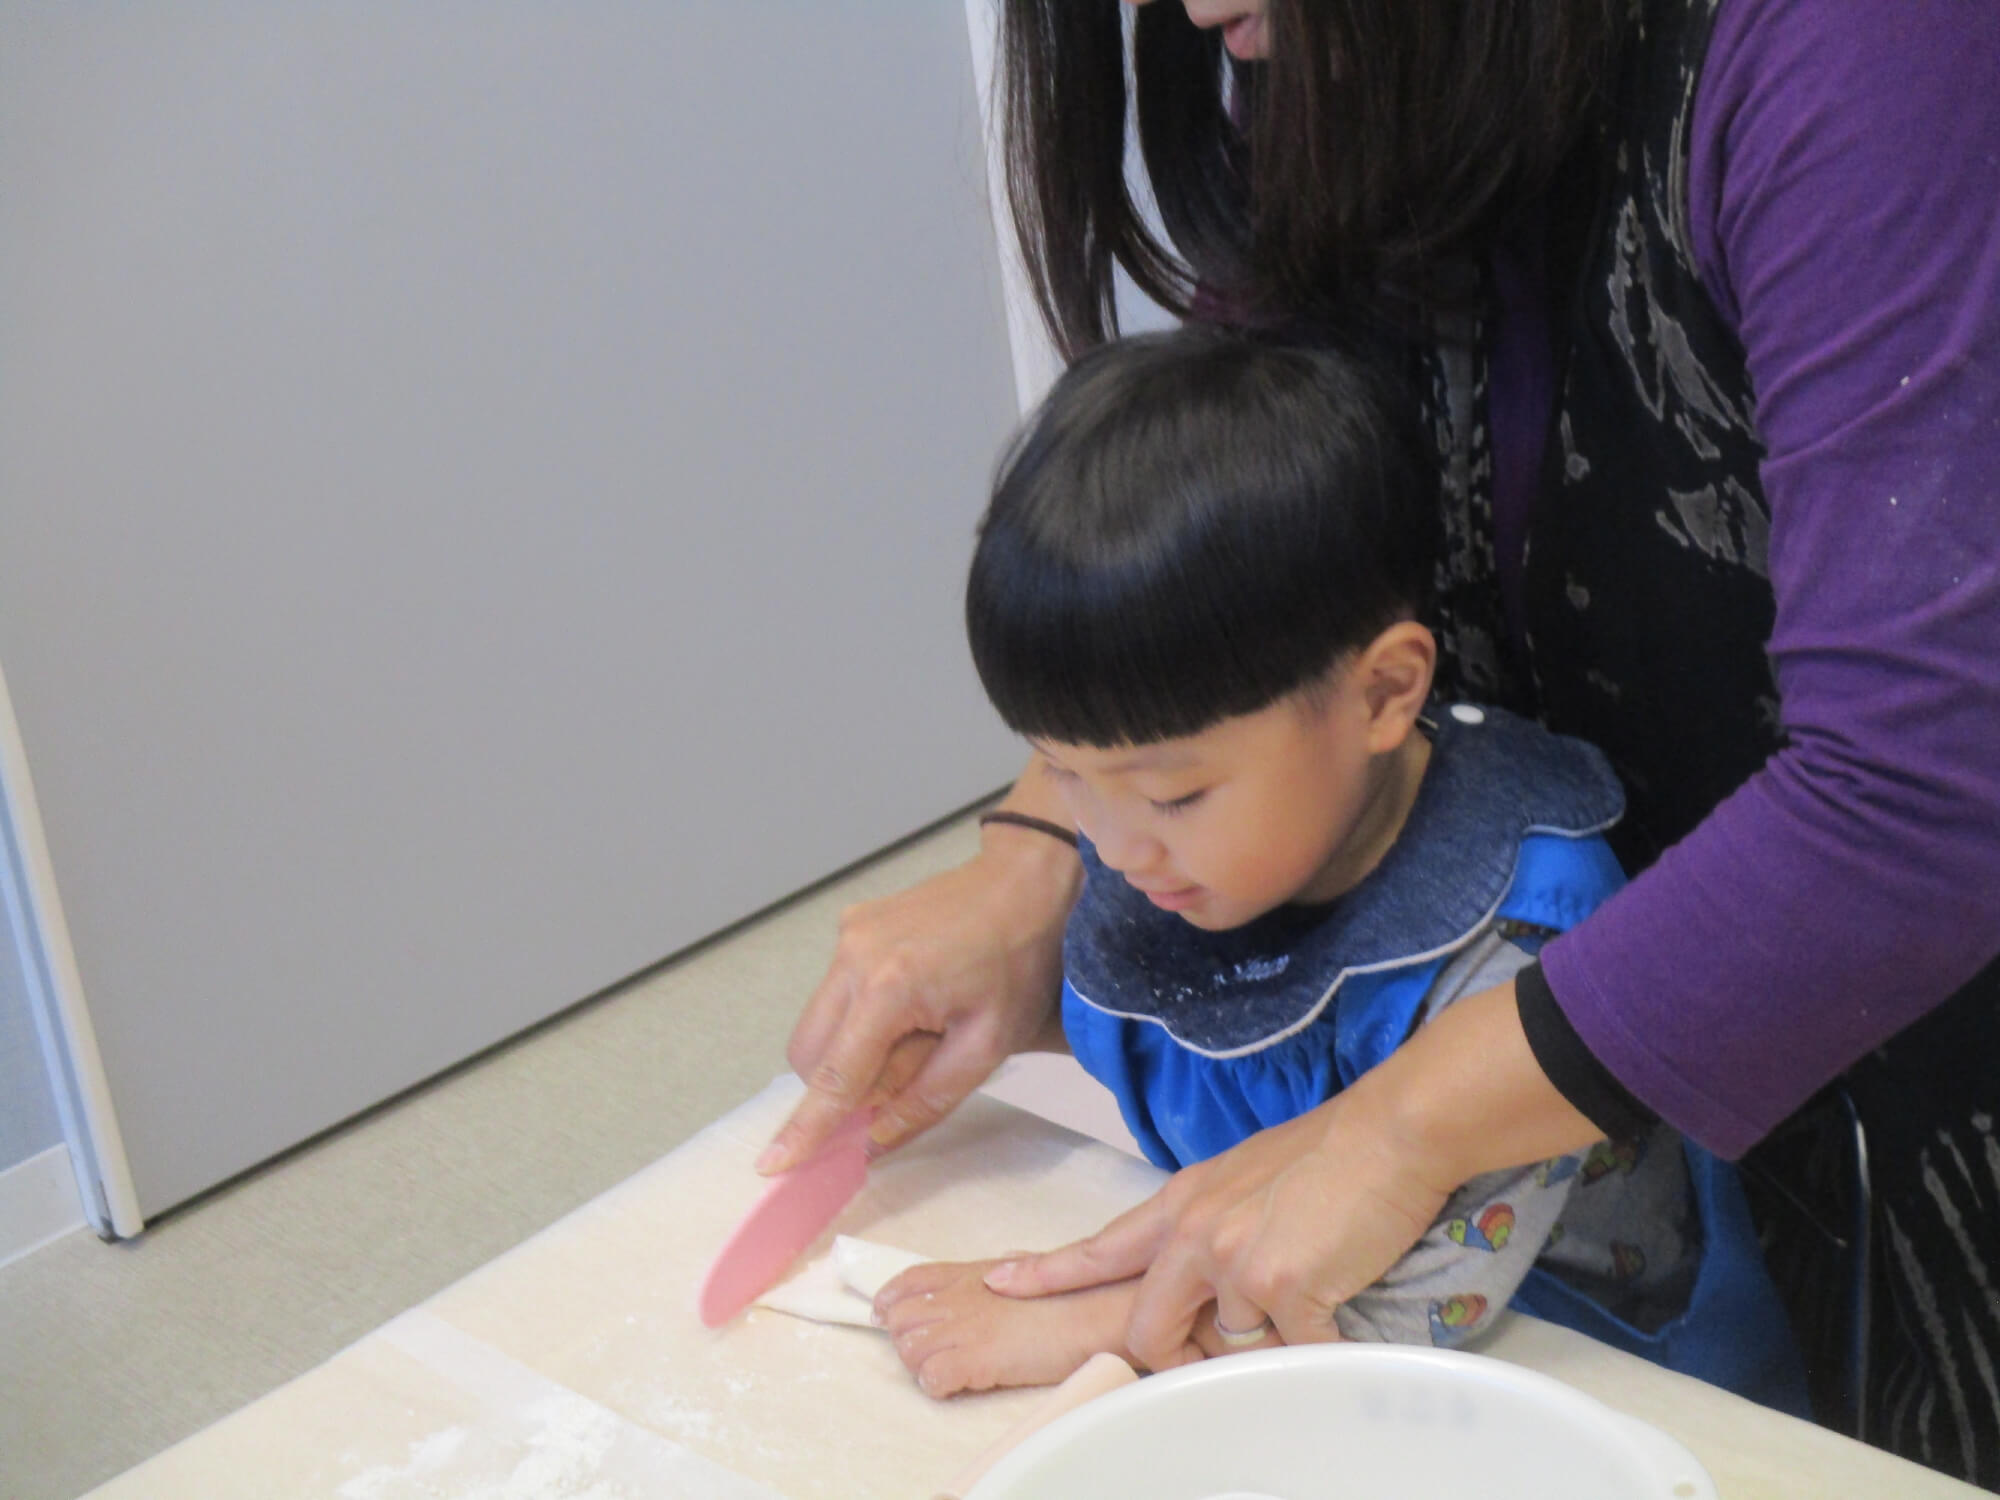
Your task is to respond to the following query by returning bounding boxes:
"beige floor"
[0,810,989,1500]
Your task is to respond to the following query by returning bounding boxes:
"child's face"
[1032,658,1428,931]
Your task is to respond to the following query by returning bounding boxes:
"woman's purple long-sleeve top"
[1496,0,2000,1157]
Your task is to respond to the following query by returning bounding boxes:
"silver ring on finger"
[1212,1310,1273,1348]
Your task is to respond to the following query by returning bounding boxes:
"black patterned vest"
[1423,5,2000,1467]
[1429,0,1779,873]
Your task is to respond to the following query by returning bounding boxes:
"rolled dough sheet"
[754,1235,931,1328]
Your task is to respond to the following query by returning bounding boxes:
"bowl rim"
[963,1342,1716,1500]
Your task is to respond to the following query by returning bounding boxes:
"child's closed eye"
[1149,790,1206,815]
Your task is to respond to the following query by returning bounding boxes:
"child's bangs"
[964,327,1439,750]
[967,502,1347,748]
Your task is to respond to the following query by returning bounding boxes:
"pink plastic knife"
[696,1107,876,1328]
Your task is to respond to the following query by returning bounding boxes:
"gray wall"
[0,3,1025,1218]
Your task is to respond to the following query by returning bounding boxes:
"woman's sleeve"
[1538,0,2000,1158]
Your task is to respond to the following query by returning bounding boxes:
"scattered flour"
[337,1426,466,1499]
[630,1389,722,1445]
[336,1397,630,1500]
[409,1427,469,1470]
[456,1395,626,1500]
[1231,955,1289,983]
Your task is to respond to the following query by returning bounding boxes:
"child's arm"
[1334,929,1586,1345]
[1331,1152,1581,1346]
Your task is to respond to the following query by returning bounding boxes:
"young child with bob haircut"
[874,327,1807,1414]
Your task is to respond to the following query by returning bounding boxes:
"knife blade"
[696,1107,876,1328]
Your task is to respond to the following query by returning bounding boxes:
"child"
[875,328,1807,1414]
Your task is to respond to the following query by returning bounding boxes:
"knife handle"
[930,1351,1138,1499]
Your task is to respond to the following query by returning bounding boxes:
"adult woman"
[765,0,2000,1479]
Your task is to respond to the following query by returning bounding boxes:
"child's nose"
[1084,816,1164,877]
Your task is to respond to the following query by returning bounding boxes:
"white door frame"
[0,658,143,1238]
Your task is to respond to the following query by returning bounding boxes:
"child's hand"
[872,1257,1141,1399]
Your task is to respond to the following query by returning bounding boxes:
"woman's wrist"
[1341,981,1606,1190]
[977,759,1084,910]
[970,772,1084,1047]
[977,810,1084,899]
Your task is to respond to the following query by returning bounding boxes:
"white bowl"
[965,1344,1716,1500]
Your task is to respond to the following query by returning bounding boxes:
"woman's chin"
[1222,15,1269,61]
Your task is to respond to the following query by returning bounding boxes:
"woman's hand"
[985,1091,1450,1367]
[759,767,1083,1175]
[983,983,1603,1367]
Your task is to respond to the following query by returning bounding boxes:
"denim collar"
[1063,704,1624,1056]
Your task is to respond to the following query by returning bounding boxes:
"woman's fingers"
[1120,1188,1256,1369]
[865,1030,943,1112]
[869,1016,1008,1152]
[1247,1145,1367,1347]
[1112,1102,1399,1363]
[1209,1284,1273,1345]
[761,811,1079,1175]
[1191,1295,1285,1359]
[781,949,857,1097]
[761,953,919,1173]
[1265,1284,1345,1347]
[983,1193,1172,1298]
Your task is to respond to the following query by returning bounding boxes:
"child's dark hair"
[966,327,1439,748]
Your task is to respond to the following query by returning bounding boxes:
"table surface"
[86,1076,1984,1499]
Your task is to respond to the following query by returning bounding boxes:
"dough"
[753,1236,931,1328]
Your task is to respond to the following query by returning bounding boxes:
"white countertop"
[85,1075,1983,1499]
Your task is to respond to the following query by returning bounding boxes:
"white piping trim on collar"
[1066,817,1617,1062]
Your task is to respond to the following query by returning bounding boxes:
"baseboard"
[0,1143,84,1269]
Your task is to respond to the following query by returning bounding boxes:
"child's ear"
[1356,621,1437,753]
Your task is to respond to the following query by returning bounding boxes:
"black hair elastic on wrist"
[977,810,1080,849]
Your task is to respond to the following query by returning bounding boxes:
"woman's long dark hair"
[1001,0,1623,356]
